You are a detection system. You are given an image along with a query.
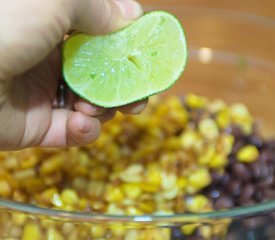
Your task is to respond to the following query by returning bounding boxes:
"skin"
[0,0,147,150]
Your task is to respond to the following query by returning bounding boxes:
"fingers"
[39,109,100,147]
[67,0,143,34]
[118,99,148,114]
[74,99,106,116]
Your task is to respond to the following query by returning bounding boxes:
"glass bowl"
[1,4,275,240]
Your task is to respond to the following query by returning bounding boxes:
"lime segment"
[62,11,188,107]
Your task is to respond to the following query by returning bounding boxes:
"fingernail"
[129,102,146,114]
[113,0,143,20]
[79,118,93,133]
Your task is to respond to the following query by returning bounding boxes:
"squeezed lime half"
[62,11,187,107]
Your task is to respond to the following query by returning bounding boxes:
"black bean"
[225,125,244,138]
[228,180,242,197]
[249,162,270,179]
[232,162,251,182]
[247,134,263,148]
[215,195,234,210]
[263,189,275,201]
[256,175,274,189]
[238,184,255,204]
[242,216,266,229]
[258,149,274,163]
[266,139,275,150]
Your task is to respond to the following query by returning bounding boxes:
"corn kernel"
[138,201,155,213]
[12,213,27,226]
[46,228,63,240]
[106,203,125,215]
[181,224,198,235]
[186,195,210,212]
[219,134,234,155]
[22,222,41,240]
[40,155,63,175]
[176,177,188,190]
[199,118,219,140]
[198,146,215,166]
[20,155,38,169]
[208,99,226,113]
[186,93,207,109]
[60,188,79,206]
[199,225,212,239]
[237,145,259,163]
[125,206,143,216]
[188,168,212,191]
[161,173,177,190]
[122,183,142,199]
[209,153,228,169]
[110,225,126,237]
[0,179,12,197]
[104,187,124,203]
[180,130,200,149]
[90,226,106,238]
[216,109,231,129]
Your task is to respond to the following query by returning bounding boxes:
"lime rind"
[62,11,188,108]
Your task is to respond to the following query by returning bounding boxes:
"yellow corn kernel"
[120,164,143,183]
[124,229,139,240]
[181,224,198,235]
[145,228,171,240]
[186,195,210,212]
[209,153,228,169]
[230,103,250,120]
[46,228,63,240]
[40,187,59,205]
[110,225,126,237]
[138,201,155,213]
[62,222,75,235]
[236,145,259,163]
[0,179,12,197]
[186,93,207,109]
[78,198,89,210]
[60,189,79,206]
[13,168,36,180]
[198,118,219,140]
[208,99,226,113]
[162,188,179,200]
[180,130,200,149]
[161,173,177,190]
[198,146,215,166]
[20,155,38,169]
[104,186,124,203]
[22,222,41,240]
[40,155,63,175]
[90,226,106,238]
[176,177,187,190]
[122,183,142,199]
[219,134,234,155]
[188,168,212,191]
[106,203,125,215]
[126,206,143,216]
[216,108,231,129]
[199,225,212,239]
[12,213,27,226]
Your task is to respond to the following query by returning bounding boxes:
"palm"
[3,48,60,149]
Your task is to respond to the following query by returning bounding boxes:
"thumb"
[68,0,143,34]
[0,0,143,80]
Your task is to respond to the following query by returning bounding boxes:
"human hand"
[0,0,147,150]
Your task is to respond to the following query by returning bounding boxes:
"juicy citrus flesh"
[62,11,187,107]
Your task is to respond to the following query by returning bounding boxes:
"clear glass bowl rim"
[1,5,275,224]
